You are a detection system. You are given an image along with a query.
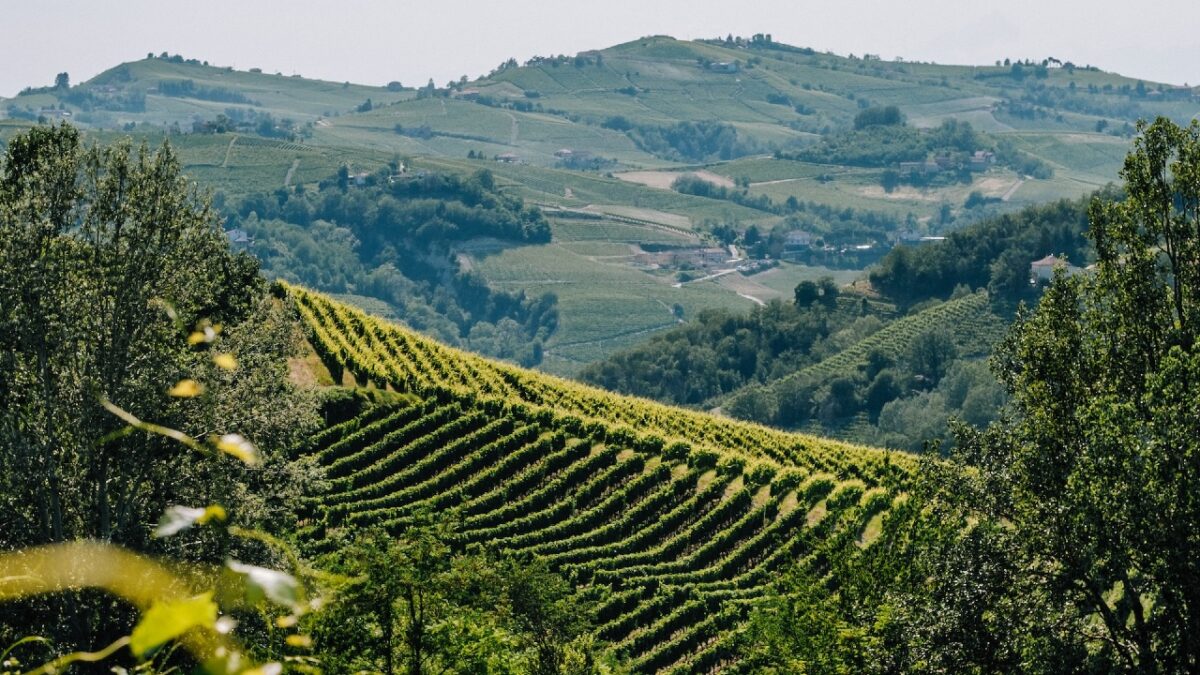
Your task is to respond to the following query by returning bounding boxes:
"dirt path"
[1001,177,1026,201]
[504,111,519,145]
[283,159,300,187]
[221,136,238,168]
[672,268,737,288]
[736,292,766,306]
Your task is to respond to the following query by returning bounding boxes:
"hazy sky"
[3,0,1199,98]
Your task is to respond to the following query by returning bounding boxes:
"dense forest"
[784,116,1053,179]
[869,193,1098,305]
[225,167,559,366]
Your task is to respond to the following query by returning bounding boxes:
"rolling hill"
[3,36,1193,374]
[285,284,913,671]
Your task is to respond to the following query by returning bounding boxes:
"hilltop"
[2,36,1195,375]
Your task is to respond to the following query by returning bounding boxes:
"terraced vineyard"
[755,290,1007,398]
[287,285,916,671]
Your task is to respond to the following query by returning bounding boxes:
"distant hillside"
[2,36,1191,372]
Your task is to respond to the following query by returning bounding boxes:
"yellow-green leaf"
[168,379,204,398]
[187,323,222,346]
[213,353,238,370]
[214,434,260,465]
[154,504,227,538]
[285,634,312,648]
[129,593,218,657]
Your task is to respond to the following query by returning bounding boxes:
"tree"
[880,168,900,193]
[0,125,318,647]
[906,328,957,386]
[794,280,819,307]
[313,524,610,675]
[54,72,69,90]
[934,118,1200,671]
[817,276,840,309]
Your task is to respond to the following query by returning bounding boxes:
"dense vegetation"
[226,167,558,366]
[738,117,1200,673]
[0,125,320,651]
[786,118,1053,179]
[582,289,1009,451]
[579,288,868,405]
[618,120,758,162]
[869,194,1097,305]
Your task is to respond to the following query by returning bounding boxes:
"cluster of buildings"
[635,247,731,269]
[899,150,996,175]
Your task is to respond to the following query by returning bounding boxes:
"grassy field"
[467,238,753,373]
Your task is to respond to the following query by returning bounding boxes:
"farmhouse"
[784,230,814,248]
[495,153,520,164]
[225,228,253,249]
[1030,254,1083,282]
[969,150,996,171]
[454,88,481,100]
[709,61,739,73]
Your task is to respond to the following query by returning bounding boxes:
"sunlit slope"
[286,283,912,475]
[286,285,915,671]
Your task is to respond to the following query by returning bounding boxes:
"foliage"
[869,194,1096,305]
[853,105,905,130]
[229,167,557,365]
[789,119,1051,178]
[624,121,756,162]
[746,117,1200,673]
[0,125,319,653]
[310,523,612,674]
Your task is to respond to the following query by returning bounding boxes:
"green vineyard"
[286,284,917,671]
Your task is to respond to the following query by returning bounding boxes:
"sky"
[3,0,1199,98]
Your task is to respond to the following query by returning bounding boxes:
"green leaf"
[129,593,218,657]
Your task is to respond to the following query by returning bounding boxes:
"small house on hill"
[709,62,739,73]
[785,230,814,248]
[495,153,519,164]
[969,150,996,171]
[1030,254,1082,282]
[225,228,253,249]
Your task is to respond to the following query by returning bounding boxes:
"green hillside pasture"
[550,218,698,245]
[417,158,776,225]
[748,262,865,298]
[322,97,663,167]
[87,58,412,122]
[902,96,1006,130]
[707,157,839,183]
[468,242,754,373]
[162,133,392,197]
[1004,131,1129,182]
[747,166,1026,219]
